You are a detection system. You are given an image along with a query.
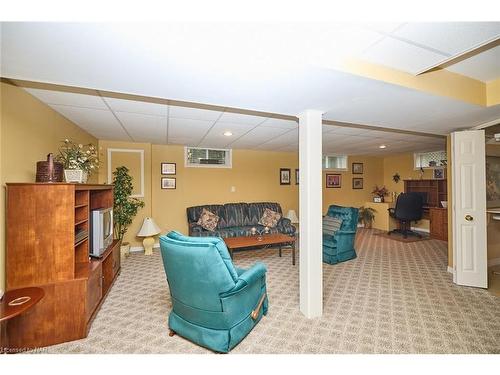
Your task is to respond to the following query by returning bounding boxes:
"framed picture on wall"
[295,169,299,185]
[280,168,291,185]
[352,177,363,189]
[161,162,176,175]
[326,173,341,188]
[161,177,176,189]
[352,162,364,174]
[433,167,445,180]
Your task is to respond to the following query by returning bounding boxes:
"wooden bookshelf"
[5,183,120,350]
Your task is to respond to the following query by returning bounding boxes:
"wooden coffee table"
[224,233,296,265]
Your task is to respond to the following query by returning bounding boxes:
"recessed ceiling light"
[379,145,387,149]
[223,131,233,137]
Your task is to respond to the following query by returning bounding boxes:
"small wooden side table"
[0,287,44,353]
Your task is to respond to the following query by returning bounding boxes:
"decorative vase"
[64,169,87,183]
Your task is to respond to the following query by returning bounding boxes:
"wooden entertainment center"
[4,183,120,349]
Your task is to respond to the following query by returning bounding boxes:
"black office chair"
[388,192,424,238]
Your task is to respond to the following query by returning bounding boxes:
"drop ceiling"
[1,22,499,153]
[23,87,445,155]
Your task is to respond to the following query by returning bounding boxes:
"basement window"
[414,150,447,169]
[185,147,232,168]
[322,155,348,170]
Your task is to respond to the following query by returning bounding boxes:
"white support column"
[298,109,323,318]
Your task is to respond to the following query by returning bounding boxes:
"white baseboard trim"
[130,243,160,253]
[488,257,500,267]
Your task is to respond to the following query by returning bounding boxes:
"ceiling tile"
[169,105,222,121]
[203,122,255,142]
[49,104,130,140]
[25,88,106,109]
[103,97,167,116]
[362,36,447,74]
[446,45,500,82]
[230,126,291,144]
[168,118,214,139]
[393,22,500,56]
[115,111,167,143]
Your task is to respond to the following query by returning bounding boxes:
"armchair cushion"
[323,216,342,235]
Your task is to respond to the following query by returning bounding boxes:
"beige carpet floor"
[42,229,500,354]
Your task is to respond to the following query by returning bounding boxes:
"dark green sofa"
[187,202,296,238]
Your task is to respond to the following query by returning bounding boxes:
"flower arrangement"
[56,139,99,176]
[371,185,389,198]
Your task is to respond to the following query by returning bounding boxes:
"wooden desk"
[429,207,448,241]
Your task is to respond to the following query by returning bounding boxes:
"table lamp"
[286,209,299,234]
[137,217,161,256]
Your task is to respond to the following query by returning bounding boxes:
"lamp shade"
[137,217,161,237]
[286,209,299,223]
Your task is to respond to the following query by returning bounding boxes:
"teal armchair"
[323,205,358,265]
[159,231,268,353]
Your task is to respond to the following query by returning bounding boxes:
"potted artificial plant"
[371,185,389,203]
[56,139,99,183]
[113,166,145,259]
[358,206,377,229]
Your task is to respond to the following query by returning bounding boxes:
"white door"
[452,130,487,288]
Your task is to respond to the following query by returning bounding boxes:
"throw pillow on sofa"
[259,208,281,228]
[197,208,220,231]
[323,216,342,235]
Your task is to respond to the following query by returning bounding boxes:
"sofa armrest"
[277,217,296,235]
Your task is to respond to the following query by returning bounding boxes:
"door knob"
[465,215,473,221]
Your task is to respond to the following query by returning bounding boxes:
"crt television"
[90,207,113,257]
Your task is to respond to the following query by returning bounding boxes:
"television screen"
[103,210,112,238]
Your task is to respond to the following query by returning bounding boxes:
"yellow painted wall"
[322,156,384,213]
[98,141,152,247]
[486,78,500,107]
[152,145,299,235]
[0,81,98,291]
[486,143,500,263]
[97,143,299,246]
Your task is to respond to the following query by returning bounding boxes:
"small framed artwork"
[295,169,299,185]
[352,162,364,174]
[161,177,176,189]
[433,167,445,180]
[161,162,176,175]
[326,173,342,188]
[280,168,291,185]
[352,177,363,189]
